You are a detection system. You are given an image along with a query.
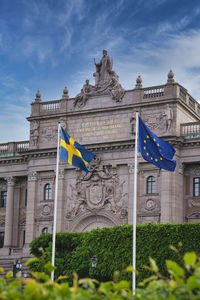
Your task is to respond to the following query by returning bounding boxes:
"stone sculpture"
[74,50,125,107]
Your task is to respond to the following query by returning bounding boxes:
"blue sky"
[0,0,200,142]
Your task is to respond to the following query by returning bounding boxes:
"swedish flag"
[60,127,96,173]
[138,117,176,172]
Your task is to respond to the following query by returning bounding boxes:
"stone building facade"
[0,51,200,264]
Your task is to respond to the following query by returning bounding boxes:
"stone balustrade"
[41,100,61,112]
[181,122,200,139]
[143,86,165,99]
[29,83,200,117]
[0,141,29,156]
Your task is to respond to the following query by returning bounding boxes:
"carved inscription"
[73,119,122,137]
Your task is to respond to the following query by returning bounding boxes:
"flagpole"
[133,111,138,295]
[51,122,61,282]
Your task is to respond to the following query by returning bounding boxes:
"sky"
[0,0,200,142]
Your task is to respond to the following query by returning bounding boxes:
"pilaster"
[24,171,38,253]
[4,177,15,247]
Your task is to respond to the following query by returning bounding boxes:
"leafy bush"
[1,250,200,299]
[30,223,200,284]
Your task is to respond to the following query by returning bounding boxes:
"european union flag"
[138,117,176,171]
[60,127,96,173]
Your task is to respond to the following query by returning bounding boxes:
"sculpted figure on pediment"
[74,50,124,108]
[163,104,173,132]
[74,79,93,108]
[94,50,112,86]
[30,120,39,148]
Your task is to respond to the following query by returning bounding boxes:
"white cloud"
[116,30,200,101]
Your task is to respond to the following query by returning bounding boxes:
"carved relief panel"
[136,104,175,136]
[65,158,128,231]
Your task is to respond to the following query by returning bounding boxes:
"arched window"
[147,176,156,194]
[44,184,52,200]
[42,227,49,234]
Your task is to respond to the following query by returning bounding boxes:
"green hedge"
[30,223,200,283]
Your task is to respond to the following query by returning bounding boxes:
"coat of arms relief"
[65,158,128,221]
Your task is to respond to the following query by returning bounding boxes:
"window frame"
[42,227,49,234]
[0,191,7,208]
[44,183,52,201]
[193,177,200,197]
[146,176,156,194]
[0,232,4,248]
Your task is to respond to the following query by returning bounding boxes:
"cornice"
[0,136,187,165]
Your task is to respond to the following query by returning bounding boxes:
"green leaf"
[114,280,130,291]
[149,257,158,272]
[138,275,158,287]
[25,257,40,266]
[98,281,113,294]
[187,275,200,291]
[184,252,196,270]
[166,260,184,277]
[169,245,178,253]
[6,271,13,279]
[44,261,55,274]
[125,266,133,272]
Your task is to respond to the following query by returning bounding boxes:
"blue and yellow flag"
[138,117,176,172]
[60,127,96,173]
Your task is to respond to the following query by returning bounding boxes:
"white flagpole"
[133,111,139,295]
[51,122,61,282]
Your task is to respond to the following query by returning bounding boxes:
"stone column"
[56,169,65,232]
[128,164,134,224]
[23,171,37,253]
[4,177,15,248]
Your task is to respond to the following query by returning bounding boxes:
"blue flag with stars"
[138,117,176,172]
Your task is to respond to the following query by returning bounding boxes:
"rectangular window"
[0,191,7,208]
[23,230,26,246]
[0,232,4,248]
[193,178,200,197]
[25,189,27,207]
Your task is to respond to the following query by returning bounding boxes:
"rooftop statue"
[74,50,125,107]
[73,79,93,108]
[94,50,113,86]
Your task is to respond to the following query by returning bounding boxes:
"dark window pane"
[0,232,4,248]
[147,176,156,194]
[193,178,200,197]
[0,191,7,208]
[44,184,52,200]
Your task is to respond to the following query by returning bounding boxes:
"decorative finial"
[62,86,69,99]
[35,90,41,102]
[135,75,142,88]
[167,70,175,84]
